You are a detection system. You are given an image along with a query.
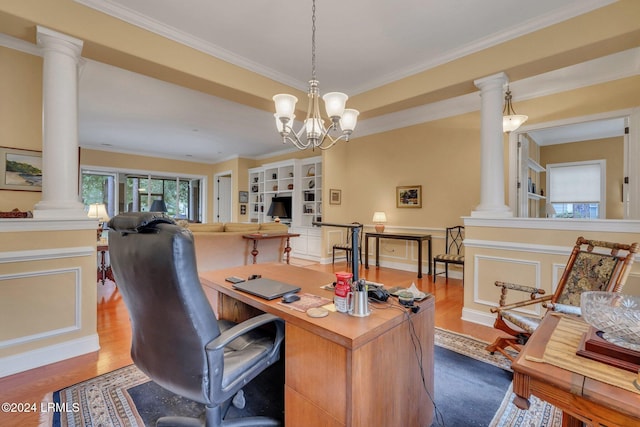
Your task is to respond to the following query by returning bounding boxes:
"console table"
[242,232,299,264]
[199,263,434,427]
[364,232,432,278]
[512,313,640,426]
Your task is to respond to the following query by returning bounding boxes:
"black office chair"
[108,212,285,427]
[432,226,465,282]
[332,222,363,266]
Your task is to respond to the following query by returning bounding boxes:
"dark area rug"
[431,346,512,427]
[127,359,284,425]
[47,329,526,426]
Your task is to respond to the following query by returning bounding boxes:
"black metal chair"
[108,212,284,427]
[432,226,465,281]
[332,222,363,267]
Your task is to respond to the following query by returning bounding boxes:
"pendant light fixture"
[502,86,528,133]
[272,0,359,150]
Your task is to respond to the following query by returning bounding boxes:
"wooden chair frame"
[432,226,464,281]
[332,222,363,267]
[486,236,638,361]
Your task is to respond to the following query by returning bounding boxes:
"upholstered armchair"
[108,212,285,427]
[486,237,638,361]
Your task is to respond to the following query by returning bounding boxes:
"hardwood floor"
[0,261,504,427]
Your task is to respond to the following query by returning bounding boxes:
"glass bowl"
[581,291,640,351]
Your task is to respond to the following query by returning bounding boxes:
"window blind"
[549,163,602,203]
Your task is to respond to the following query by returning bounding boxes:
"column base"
[33,200,87,219]
[471,205,513,218]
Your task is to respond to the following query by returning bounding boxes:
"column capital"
[36,26,83,60]
[474,72,508,91]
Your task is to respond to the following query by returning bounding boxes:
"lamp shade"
[87,203,110,221]
[372,211,387,233]
[339,108,359,133]
[372,212,387,223]
[150,199,168,212]
[322,92,348,118]
[273,94,298,119]
[267,201,288,218]
[503,114,528,133]
[274,113,295,133]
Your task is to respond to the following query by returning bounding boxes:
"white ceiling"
[74,0,618,163]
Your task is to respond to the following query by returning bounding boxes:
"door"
[216,173,232,223]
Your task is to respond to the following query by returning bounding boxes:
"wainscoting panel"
[473,254,542,316]
[0,268,81,347]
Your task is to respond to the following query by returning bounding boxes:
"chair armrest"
[205,313,285,352]
[492,280,547,312]
[494,281,545,295]
[490,294,553,313]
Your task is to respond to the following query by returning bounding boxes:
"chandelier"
[502,86,528,133]
[272,0,359,150]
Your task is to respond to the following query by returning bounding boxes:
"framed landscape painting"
[0,147,42,191]
[396,185,422,208]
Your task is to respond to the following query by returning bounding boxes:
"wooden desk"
[364,232,432,278]
[97,243,114,285]
[242,232,299,264]
[512,313,640,426]
[199,263,434,427]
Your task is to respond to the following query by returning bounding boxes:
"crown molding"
[350,0,618,94]
[74,0,307,90]
[75,0,615,95]
[357,47,640,137]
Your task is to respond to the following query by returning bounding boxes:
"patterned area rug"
[434,327,563,427]
[43,328,562,426]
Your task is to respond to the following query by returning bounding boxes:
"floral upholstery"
[555,252,618,307]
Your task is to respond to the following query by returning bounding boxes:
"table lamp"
[87,203,110,241]
[372,211,387,233]
[267,201,287,223]
[150,199,168,213]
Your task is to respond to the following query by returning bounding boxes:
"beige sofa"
[184,222,290,272]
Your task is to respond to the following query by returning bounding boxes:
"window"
[124,175,201,221]
[81,168,204,222]
[81,171,116,218]
[547,160,605,219]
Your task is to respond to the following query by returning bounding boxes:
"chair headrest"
[108,212,175,234]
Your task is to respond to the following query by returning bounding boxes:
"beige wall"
[0,46,42,212]
[540,136,624,219]
[463,220,640,328]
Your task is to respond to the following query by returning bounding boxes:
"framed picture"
[239,191,249,203]
[329,189,341,205]
[0,147,42,191]
[396,185,422,208]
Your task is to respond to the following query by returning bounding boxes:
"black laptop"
[232,277,301,300]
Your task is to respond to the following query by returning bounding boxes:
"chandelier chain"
[272,0,359,150]
[311,0,316,81]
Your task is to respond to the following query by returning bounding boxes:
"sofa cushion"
[188,223,225,232]
[259,222,288,233]
[224,223,260,233]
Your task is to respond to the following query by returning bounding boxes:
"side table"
[97,243,115,285]
[242,233,300,264]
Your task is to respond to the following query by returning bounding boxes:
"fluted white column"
[33,26,86,219]
[471,72,512,217]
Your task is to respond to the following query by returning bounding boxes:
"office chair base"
[157,393,282,427]
[157,413,281,427]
